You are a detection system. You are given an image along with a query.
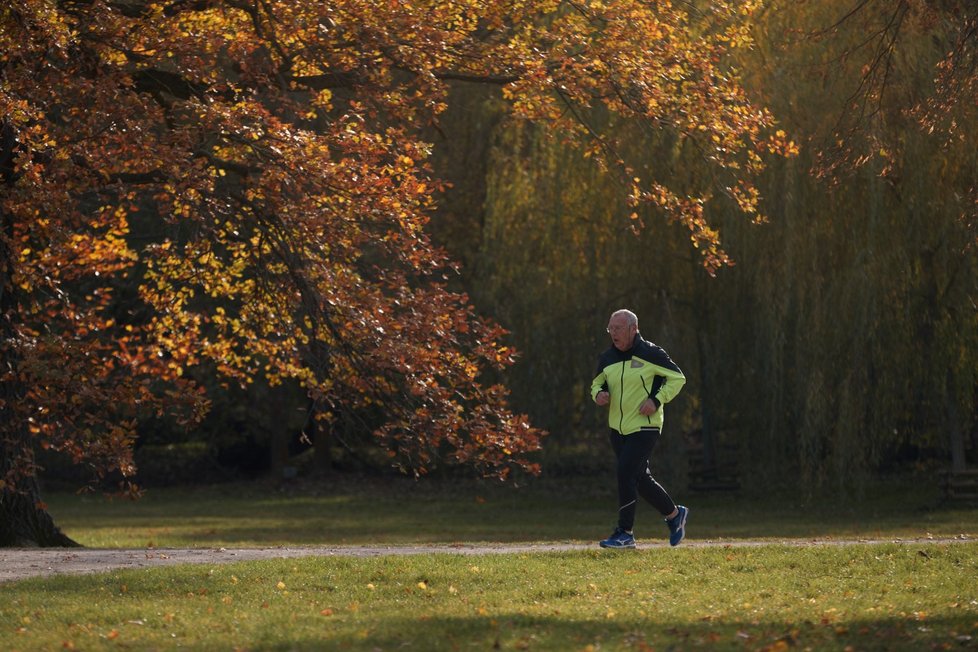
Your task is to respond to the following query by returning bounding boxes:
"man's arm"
[590,367,609,405]
[650,363,685,407]
[645,344,686,408]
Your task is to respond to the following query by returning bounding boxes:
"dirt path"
[2,535,974,583]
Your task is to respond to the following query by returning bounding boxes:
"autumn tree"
[1,0,789,546]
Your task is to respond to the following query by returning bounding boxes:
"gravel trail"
[2,535,973,583]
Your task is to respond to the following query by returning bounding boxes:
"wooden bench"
[687,445,740,493]
[941,469,978,504]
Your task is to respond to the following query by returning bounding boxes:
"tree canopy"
[1,0,790,544]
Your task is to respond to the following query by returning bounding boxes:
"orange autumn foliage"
[1,0,788,498]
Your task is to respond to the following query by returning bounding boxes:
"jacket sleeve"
[646,345,686,407]
[649,363,685,407]
[590,363,608,402]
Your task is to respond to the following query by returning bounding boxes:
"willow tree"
[688,0,978,488]
[806,0,978,475]
[1,0,790,545]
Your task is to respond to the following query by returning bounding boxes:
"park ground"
[2,474,977,651]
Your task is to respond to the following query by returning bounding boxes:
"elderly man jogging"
[591,308,688,549]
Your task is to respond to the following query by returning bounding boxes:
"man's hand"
[595,391,610,406]
[639,398,658,416]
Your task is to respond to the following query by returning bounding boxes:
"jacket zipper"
[618,360,626,432]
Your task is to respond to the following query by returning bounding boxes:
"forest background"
[2,0,978,546]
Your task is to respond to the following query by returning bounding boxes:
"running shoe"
[666,505,688,546]
[599,528,636,549]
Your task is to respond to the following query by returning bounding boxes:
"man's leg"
[633,427,678,517]
[611,428,665,531]
[630,427,689,546]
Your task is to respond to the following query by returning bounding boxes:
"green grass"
[3,475,976,650]
[42,474,978,548]
[3,544,977,650]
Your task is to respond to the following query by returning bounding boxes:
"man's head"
[607,309,638,351]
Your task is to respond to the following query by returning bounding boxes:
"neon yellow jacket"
[591,334,686,434]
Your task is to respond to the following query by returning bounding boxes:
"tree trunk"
[0,254,79,547]
[692,265,717,475]
[0,120,79,548]
[947,370,967,474]
[0,477,80,548]
[311,405,332,474]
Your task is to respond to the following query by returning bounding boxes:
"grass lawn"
[3,543,977,651]
[39,473,978,548]
[2,474,976,650]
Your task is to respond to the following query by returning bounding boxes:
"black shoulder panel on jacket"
[634,339,682,373]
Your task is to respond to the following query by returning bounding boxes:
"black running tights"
[609,427,676,532]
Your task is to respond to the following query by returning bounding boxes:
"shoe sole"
[599,541,636,549]
[669,507,688,547]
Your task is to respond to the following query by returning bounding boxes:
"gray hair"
[610,309,638,328]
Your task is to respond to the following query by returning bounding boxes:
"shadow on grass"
[253,612,976,651]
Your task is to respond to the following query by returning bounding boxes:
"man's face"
[607,315,636,352]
